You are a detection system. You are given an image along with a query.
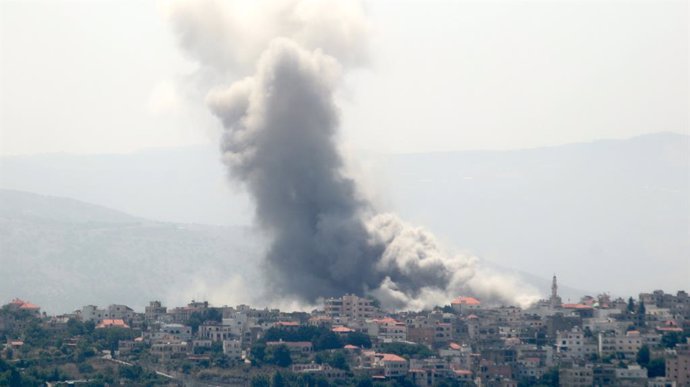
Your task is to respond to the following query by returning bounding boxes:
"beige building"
[666,344,690,387]
[324,294,377,321]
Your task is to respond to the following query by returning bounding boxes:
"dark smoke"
[168,0,539,309]
[209,40,384,299]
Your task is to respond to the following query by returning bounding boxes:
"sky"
[1,0,687,156]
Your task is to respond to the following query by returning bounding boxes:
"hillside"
[1,132,688,298]
[0,189,262,313]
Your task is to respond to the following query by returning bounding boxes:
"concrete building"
[556,326,596,359]
[160,323,192,340]
[222,339,242,360]
[368,317,407,342]
[199,322,235,342]
[666,344,690,387]
[451,296,481,314]
[324,294,377,321]
[559,364,593,387]
[145,301,167,322]
[377,353,408,378]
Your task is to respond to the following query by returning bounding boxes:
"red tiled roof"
[453,369,472,376]
[451,296,481,306]
[344,344,359,350]
[381,353,406,362]
[9,298,40,310]
[332,326,354,333]
[449,342,461,350]
[275,321,300,327]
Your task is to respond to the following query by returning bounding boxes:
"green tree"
[647,358,666,377]
[119,365,143,380]
[344,332,372,348]
[314,331,343,351]
[636,345,650,366]
[251,343,266,364]
[327,351,349,370]
[627,297,635,314]
[356,375,374,387]
[272,371,286,387]
[662,332,683,348]
[251,374,271,387]
[540,367,559,387]
[0,358,22,387]
[67,318,86,336]
[583,327,593,338]
[637,301,646,327]
[268,345,292,367]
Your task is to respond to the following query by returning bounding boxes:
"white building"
[368,317,407,342]
[556,326,596,359]
[223,339,242,360]
[160,323,192,341]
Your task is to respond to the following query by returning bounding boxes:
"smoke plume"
[166,0,538,310]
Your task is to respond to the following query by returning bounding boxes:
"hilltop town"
[1,279,689,387]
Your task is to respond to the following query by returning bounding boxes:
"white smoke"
[165,0,539,310]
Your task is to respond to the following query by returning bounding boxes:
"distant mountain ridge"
[1,132,688,299]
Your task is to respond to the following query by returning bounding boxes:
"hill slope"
[0,189,262,313]
[1,132,688,297]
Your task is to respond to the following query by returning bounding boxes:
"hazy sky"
[0,0,688,156]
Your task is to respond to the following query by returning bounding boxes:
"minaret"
[550,274,562,307]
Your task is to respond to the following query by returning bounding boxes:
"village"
[1,278,689,387]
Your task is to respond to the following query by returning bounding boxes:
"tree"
[647,358,665,377]
[314,331,342,351]
[119,365,144,380]
[345,332,372,348]
[356,376,374,387]
[637,301,646,327]
[67,318,86,336]
[627,297,635,314]
[272,371,286,387]
[327,351,349,370]
[268,345,292,367]
[662,332,683,348]
[583,327,594,338]
[251,375,271,387]
[636,345,650,366]
[251,343,266,364]
[0,358,22,387]
[540,367,559,387]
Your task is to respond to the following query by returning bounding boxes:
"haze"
[0,0,688,312]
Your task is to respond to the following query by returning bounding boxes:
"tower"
[550,274,562,308]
